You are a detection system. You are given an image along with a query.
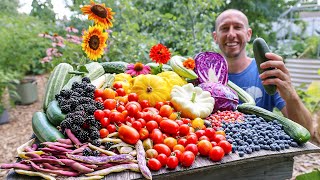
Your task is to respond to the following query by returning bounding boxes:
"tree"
[0,0,19,15]
[30,0,56,22]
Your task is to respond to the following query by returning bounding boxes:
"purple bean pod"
[79,163,98,169]
[65,129,82,148]
[39,147,56,153]
[85,163,140,176]
[25,152,41,159]
[0,163,32,170]
[42,142,74,149]
[31,144,38,151]
[42,163,60,170]
[27,160,79,177]
[60,159,94,174]
[70,144,88,154]
[24,146,33,152]
[46,144,73,152]
[94,163,114,170]
[66,153,135,165]
[135,140,152,180]
[57,138,73,145]
[29,158,64,165]
[41,155,58,159]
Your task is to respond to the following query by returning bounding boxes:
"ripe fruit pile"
[206,110,244,130]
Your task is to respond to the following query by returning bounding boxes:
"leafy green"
[296,170,320,180]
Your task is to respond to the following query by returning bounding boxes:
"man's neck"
[226,55,252,74]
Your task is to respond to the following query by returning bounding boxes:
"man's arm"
[260,52,314,134]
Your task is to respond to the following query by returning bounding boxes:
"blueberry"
[243,136,248,141]
[264,145,271,150]
[254,145,261,151]
[235,138,241,143]
[285,135,291,140]
[267,139,273,145]
[239,140,245,146]
[270,145,276,151]
[228,139,233,144]
[284,144,290,149]
[290,142,299,147]
[274,135,279,140]
[245,148,252,154]
[253,140,259,145]
[279,144,285,150]
[238,151,245,157]
[246,139,253,144]
[232,146,237,153]
[238,146,244,152]
[275,145,281,151]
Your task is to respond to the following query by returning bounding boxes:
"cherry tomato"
[216,130,226,137]
[146,120,159,132]
[135,111,144,119]
[150,129,164,144]
[113,82,123,89]
[94,110,105,121]
[160,119,179,135]
[136,118,146,127]
[173,144,185,153]
[126,104,139,117]
[126,101,142,111]
[100,117,110,128]
[125,116,135,124]
[163,137,177,151]
[182,118,191,125]
[169,112,179,120]
[94,89,103,98]
[180,151,195,167]
[173,149,182,162]
[128,93,139,102]
[179,124,190,136]
[195,129,205,139]
[116,105,126,112]
[185,144,198,156]
[218,140,232,154]
[197,140,213,156]
[116,88,126,96]
[213,134,226,143]
[146,149,158,159]
[147,158,162,171]
[205,128,216,140]
[155,101,165,110]
[132,121,142,131]
[103,99,117,110]
[143,112,155,122]
[99,128,109,138]
[177,138,187,147]
[102,88,116,100]
[109,111,125,124]
[153,144,171,157]
[139,128,149,140]
[166,156,179,169]
[153,114,163,124]
[118,124,140,145]
[186,134,198,145]
[211,141,218,147]
[103,109,111,118]
[140,100,150,109]
[209,146,225,162]
[107,124,116,133]
[159,105,173,117]
[94,97,104,103]
[143,107,159,115]
[157,153,168,167]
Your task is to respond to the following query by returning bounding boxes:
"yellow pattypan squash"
[157,71,187,91]
[113,73,133,93]
[170,83,215,119]
[131,74,171,106]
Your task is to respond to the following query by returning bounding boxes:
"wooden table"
[6,142,320,180]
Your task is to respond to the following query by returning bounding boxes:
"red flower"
[149,43,171,64]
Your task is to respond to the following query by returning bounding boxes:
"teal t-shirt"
[228,59,286,111]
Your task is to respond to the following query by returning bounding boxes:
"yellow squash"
[113,73,133,93]
[157,71,187,91]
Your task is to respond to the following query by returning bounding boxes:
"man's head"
[213,9,252,59]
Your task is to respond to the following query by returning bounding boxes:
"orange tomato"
[215,130,226,137]
[169,112,180,120]
[115,95,128,105]
[164,137,177,151]
[197,140,213,156]
[173,144,185,153]
[159,105,173,117]
[102,88,116,100]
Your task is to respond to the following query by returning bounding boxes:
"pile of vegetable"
[0,50,311,179]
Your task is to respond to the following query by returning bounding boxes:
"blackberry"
[90,130,100,140]
[86,115,96,124]
[71,92,81,97]
[60,118,73,129]
[86,104,97,115]
[73,88,84,94]
[78,130,89,142]
[85,84,95,93]
[71,82,81,90]
[70,111,87,119]
[89,126,99,133]
[72,115,85,126]
[68,98,79,109]
[61,105,72,113]
[58,98,68,107]
[60,89,73,99]
[75,104,85,111]
[92,150,100,157]
[82,147,92,156]
[92,139,101,147]
[82,77,91,83]
[78,97,94,105]
[90,120,101,130]
[95,101,104,110]
[55,94,62,101]
[85,92,94,99]
[105,142,115,150]
[71,124,82,135]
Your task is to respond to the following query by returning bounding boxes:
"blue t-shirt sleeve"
[273,92,286,110]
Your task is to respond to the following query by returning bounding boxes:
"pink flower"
[126,62,151,76]
[65,26,79,33]
[41,56,52,63]
[38,33,52,39]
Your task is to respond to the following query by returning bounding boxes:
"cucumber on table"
[46,100,66,127]
[100,61,129,74]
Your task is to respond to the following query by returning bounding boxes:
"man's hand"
[259,52,297,101]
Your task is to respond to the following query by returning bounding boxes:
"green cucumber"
[253,37,277,95]
[43,63,73,111]
[145,62,173,71]
[100,61,129,74]
[46,100,66,127]
[237,104,310,144]
[32,112,65,142]
[227,80,256,105]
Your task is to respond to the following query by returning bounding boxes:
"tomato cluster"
[206,110,244,130]
[93,87,232,170]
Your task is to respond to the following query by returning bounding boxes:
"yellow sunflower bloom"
[81,0,115,29]
[82,25,108,61]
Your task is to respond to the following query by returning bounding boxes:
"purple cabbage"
[199,82,239,112]
[194,52,228,85]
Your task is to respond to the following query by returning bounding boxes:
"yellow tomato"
[191,118,205,130]
[164,137,177,151]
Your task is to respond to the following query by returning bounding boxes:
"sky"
[18,0,73,19]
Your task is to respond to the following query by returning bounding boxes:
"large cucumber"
[227,80,256,105]
[32,112,65,142]
[43,63,73,111]
[46,100,66,127]
[100,61,129,74]
[253,37,277,95]
[237,104,310,144]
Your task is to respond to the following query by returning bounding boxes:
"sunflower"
[81,0,115,29]
[82,25,108,61]
[149,43,171,64]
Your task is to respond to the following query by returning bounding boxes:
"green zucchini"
[237,104,310,144]
[43,63,73,111]
[100,61,129,74]
[253,37,277,95]
[46,100,66,127]
[227,80,256,105]
[32,112,65,142]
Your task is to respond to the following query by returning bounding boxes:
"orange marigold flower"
[81,0,115,29]
[149,43,171,64]
[183,58,195,70]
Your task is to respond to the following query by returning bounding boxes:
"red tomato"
[195,129,205,139]
[126,104,140,117]
[157,153,168,167]
[153,144,171,157]
[100,117,110,128]
[116,105,126,112]
[186,134,198,145]
[107,124,116,133]
[126,101,142,111]
[211,141,218,147]
[146,120,159,132]
[209,146,225,162]
[125,116,135,124]
[205,128,216,140]
[116,88,126,96]
[213,134,226,143]
[109,111,125,124]
[155,102,165,110]
[139,128,149,140]
[94,97,104,103]
[146,149,158,159]
[159,105,173,117]
[150,129,164,144]
[143,107,159,115]
[185,144,198,156]
[166,156,179,169]
[199,136,210,141]
[197,140,213,156]
[140,100,150,109]
[180,151,195,167]
[173,149,182,162]
[136,118,146,127]
[103,99,117,110]
[179,124,190,136]
[143,112,155,122]
[128,93,139,102]
[118,124,140,145]
[135,111,145,119]
[175,119,183,126]
[103,109,111,118]
[99,128,109,138]
[153,114,163,124]
[94,89,103,98]
[94,110,105,121]
[218,140,232,154]
[160,119,179,135]
[132,121,142,131]
[177,138,187,147]
[113,82,123,89]
[182,118,191,125]
[147,158,161,171]
[102,88,116,100]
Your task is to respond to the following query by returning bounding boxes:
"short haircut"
[214,9,249,31]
